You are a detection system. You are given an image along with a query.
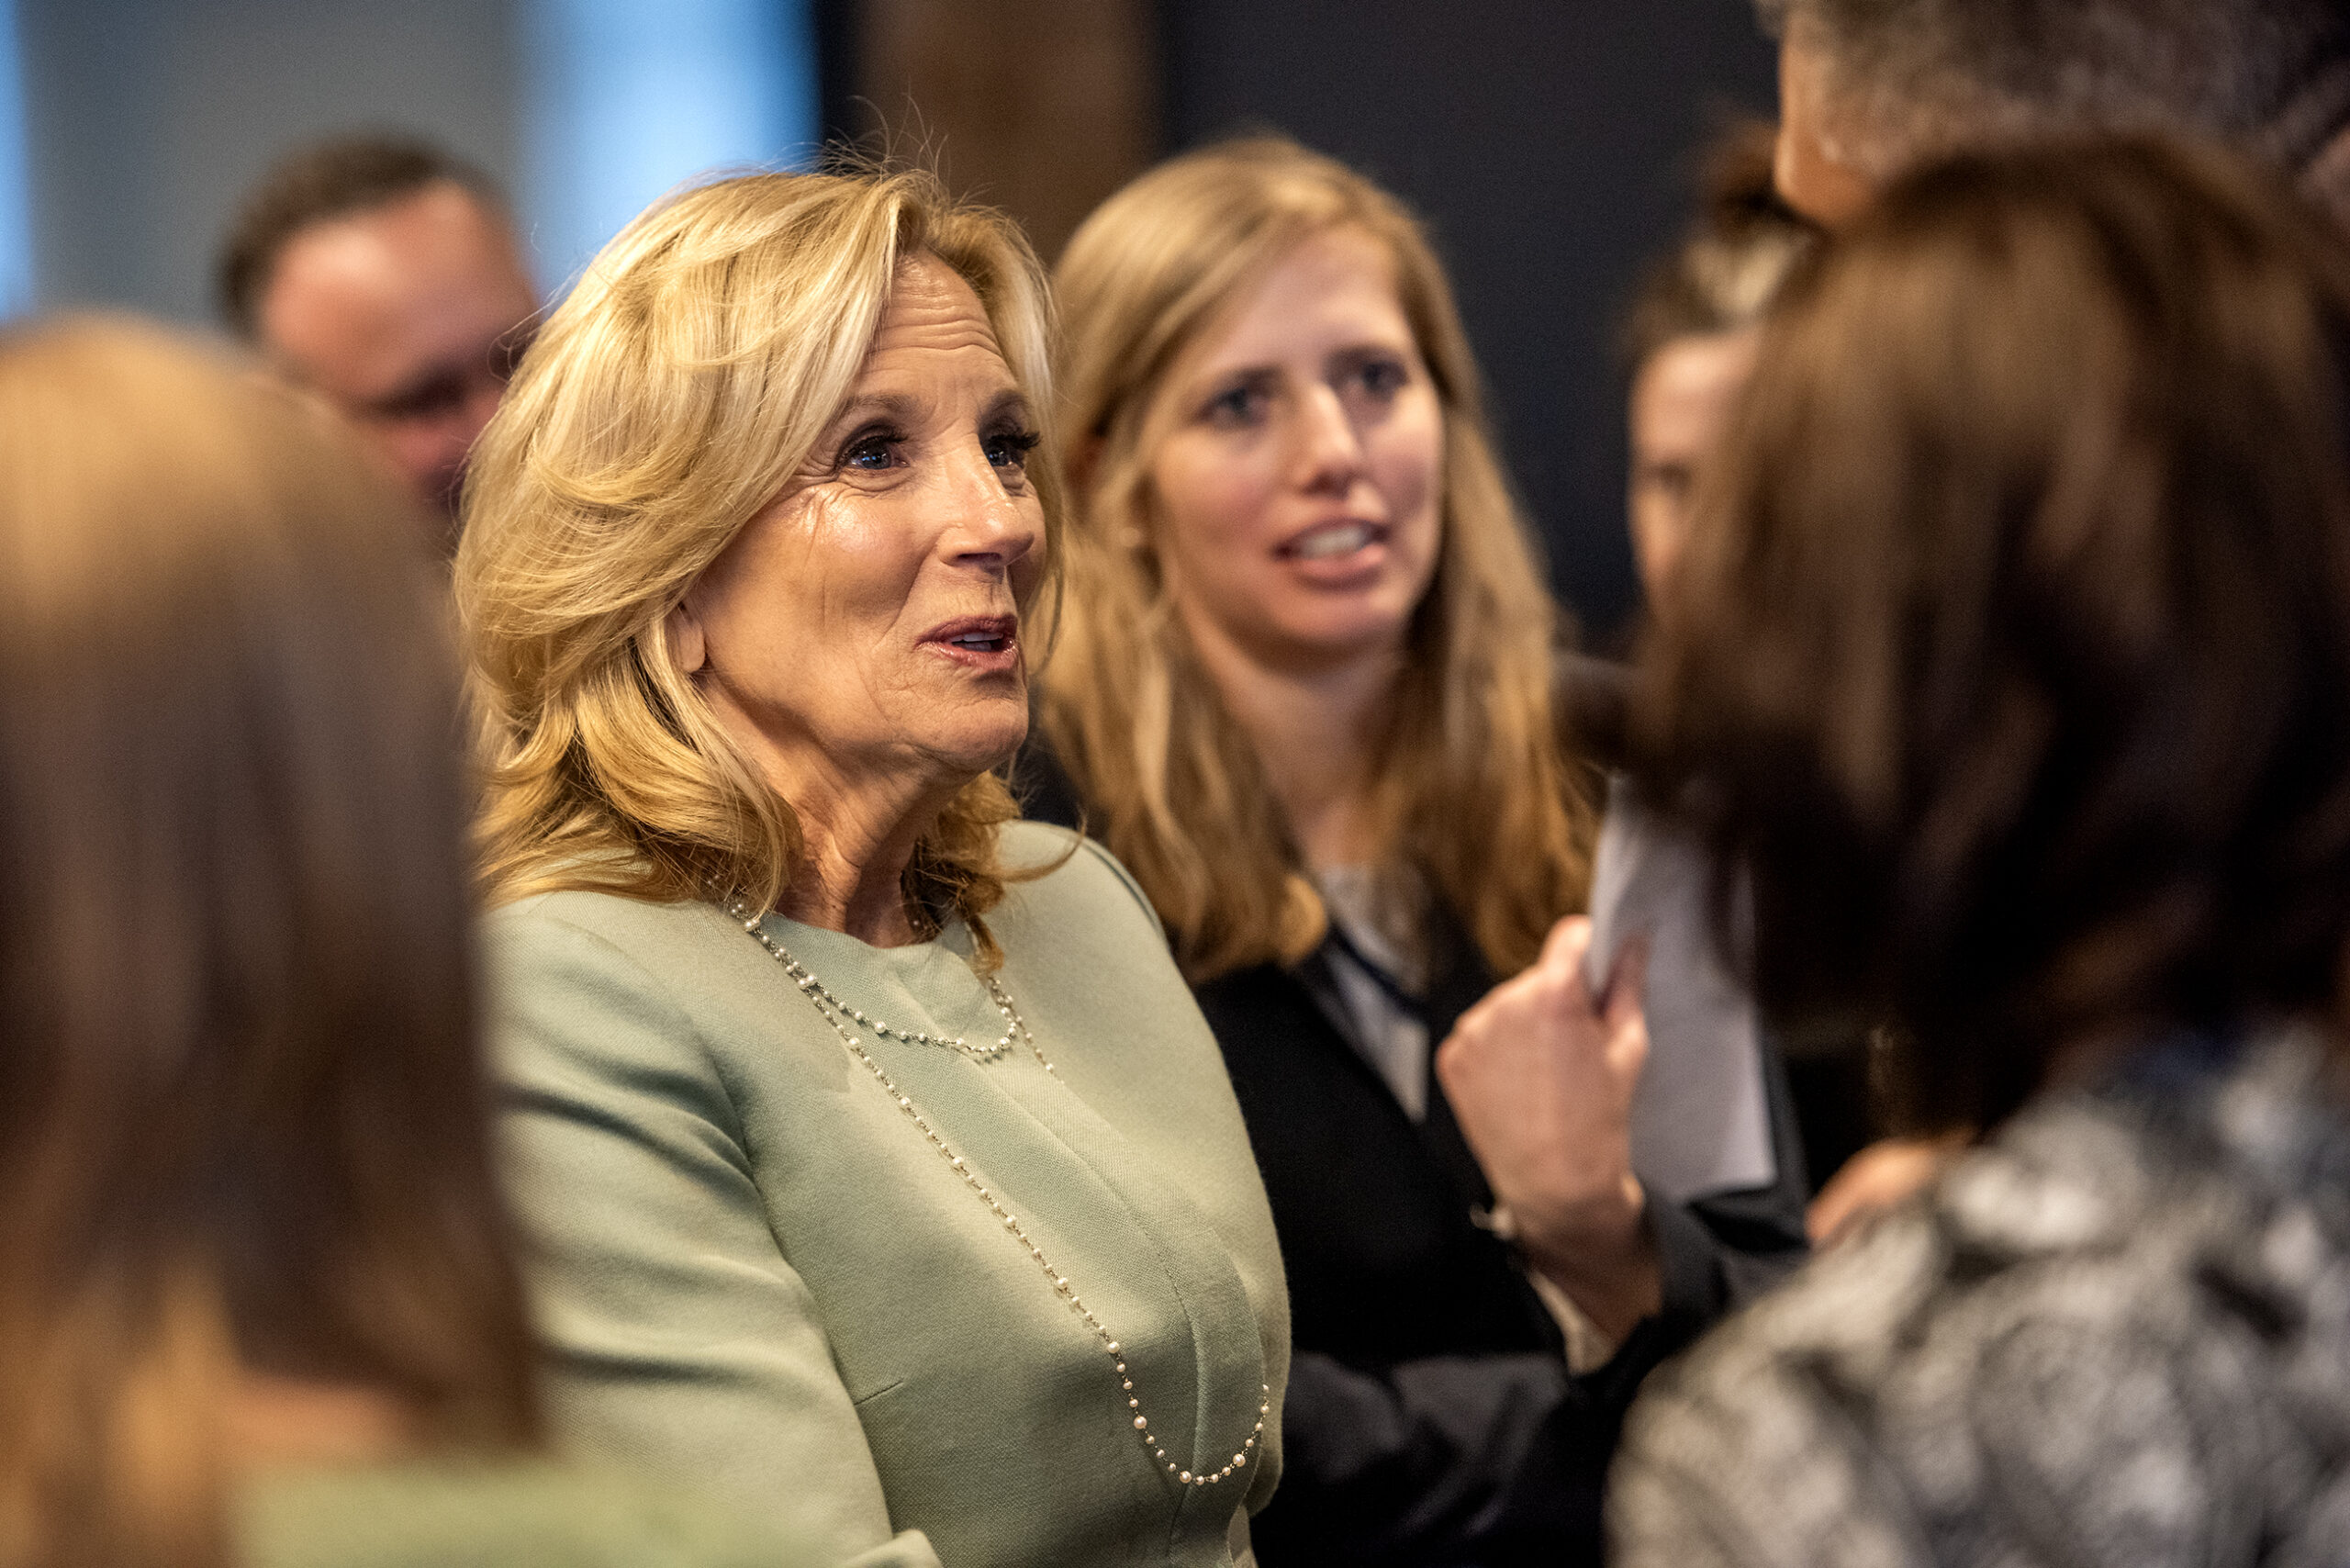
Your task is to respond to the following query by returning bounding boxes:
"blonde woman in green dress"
[458,166,1290,1568]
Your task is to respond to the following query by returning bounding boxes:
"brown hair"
[217,135,508,339]
[0,318,539,1568]
[1040,138,1595,982]
[1639,136,2350,1128]
[458,165,1062,960]
[1621,119,1817,369]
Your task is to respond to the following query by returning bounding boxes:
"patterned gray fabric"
[1610,1030,2350,1568]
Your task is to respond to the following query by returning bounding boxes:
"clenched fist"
[1435,914,1660,1339]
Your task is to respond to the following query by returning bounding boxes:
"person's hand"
[1435,914,1658,1339]
[1805,1133,1967,1249]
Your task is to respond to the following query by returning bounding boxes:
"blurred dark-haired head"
[217,134,539,523]
[0,317,537,1566]
[1622,119,1817,371]
[1639,138,2350,1129]
[216,135,506,341]
[1621,119,1818,620]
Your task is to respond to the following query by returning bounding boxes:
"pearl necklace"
[726,897,1269,1489]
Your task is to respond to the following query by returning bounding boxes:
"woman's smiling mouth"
[1279,518,1389,561]
[1276,518,1393,585]
[923,614,1021,670]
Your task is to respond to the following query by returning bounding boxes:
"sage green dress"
[486,823,1290,1568]
[242,1460,820,1567]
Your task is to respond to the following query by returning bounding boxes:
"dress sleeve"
[487,907,941,1568]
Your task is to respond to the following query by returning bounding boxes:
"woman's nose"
[941,445,1038,571]
[1292,383,1368,492]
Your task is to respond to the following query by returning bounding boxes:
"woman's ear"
[665,598,707,675]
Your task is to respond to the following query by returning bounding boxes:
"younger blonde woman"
[1035,139,1807,1564]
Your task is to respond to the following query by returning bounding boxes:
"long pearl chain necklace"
[726,896,1269,1489]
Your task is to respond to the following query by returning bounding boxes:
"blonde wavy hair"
[458,166,1061,954]
[1040,139,1595,983]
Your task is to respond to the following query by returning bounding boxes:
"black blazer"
[1016,745,1810,1566]
[1196,935,1554,1370]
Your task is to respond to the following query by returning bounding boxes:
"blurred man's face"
[1775,29,1883,228]
[257,182,537,524]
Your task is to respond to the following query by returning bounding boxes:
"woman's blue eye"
[985,429,1041,470]
[1204,386,1265,427]
[842,433,899,471]
[1357,359,1407,398]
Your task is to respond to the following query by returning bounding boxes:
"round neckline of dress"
[731,905,1012,1059]
[737,904,980,978]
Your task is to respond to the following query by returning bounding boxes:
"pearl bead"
[1134,1417,1147,1429]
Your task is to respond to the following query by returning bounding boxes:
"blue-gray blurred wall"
[19,0,520,325]
[14,0,817,327]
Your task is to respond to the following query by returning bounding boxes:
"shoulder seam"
[1067,833,1169,943]
[494,899,753,1146]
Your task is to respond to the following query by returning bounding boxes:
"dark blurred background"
[3,0,1776,636]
